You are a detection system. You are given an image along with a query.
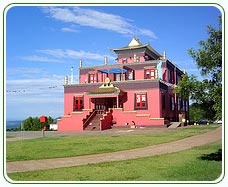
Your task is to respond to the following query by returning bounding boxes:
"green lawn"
[7,141,222,181]
[6,136,15,138]
[7,125,220,162]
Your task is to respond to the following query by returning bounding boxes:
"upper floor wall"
[78,60,184,85]
[74,38,185,86]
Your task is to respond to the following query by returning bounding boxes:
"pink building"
[58,38,189,131]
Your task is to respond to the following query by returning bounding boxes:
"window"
[145,69,155,79]
[177,75,182,84]
[177,97,181,111]
[162,94,166,110]
[114,73,121,81]
[182,100,185,111]
[135,93,147,110]
[127,70,134,80]
[122,58,127,64]
[168,69,174,83]
[73,96,83,111]
[89,74,95,83]
[170,96,175,111]
[185,100,189,112]
[133,54,137,62]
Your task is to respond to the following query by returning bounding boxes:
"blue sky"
[5,5,222,120]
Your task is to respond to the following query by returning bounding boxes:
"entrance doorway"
[95,98,117,111]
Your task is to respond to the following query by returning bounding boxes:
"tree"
[19,116,55,131]
[174,16,222,120]
[189,103,207,123]
[189,16,222,85]
[173,74,198,100]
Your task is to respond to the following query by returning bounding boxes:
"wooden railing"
[96,110,105,115]
[100,111,113,130]
[83,110,97,129]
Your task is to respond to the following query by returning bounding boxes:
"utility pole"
[71,66,74,84]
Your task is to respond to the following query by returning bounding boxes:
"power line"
[6,85,62,93]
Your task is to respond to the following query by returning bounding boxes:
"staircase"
[168,122,182,128]
[84,114,103,131]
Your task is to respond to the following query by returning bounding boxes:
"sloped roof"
[87,82,125,95]
[88,87,120,95]
[111,38,161,58]
[128,38,142,46]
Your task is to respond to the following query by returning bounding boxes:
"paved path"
[6,127,222,174]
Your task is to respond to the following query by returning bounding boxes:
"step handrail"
[83,110,97,129]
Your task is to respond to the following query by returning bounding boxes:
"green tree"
[20,116,55,131]
[189,103,207,123]
[188,16,222,120]
[174,16,222,120]
[22,117,33,131]
[173,74,198,100]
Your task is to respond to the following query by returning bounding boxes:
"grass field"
[7,141,222,181]
[6,125,220,162]
[6,136,15,138]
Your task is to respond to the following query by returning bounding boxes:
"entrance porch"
[91,97,123,112]
[87,78,127,112]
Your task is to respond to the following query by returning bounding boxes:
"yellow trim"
[72,112,83,114]
[123,111,137,113]
[88,71,96,74]
[62,115,72,118]
[144,66,156,69]
[73,94,83,97]
[134,91,147,94]
[150,118,164,120]
[110,108,123,110]
[82,109,92,111]
[136,114,151,117]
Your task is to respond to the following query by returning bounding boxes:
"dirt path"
[6,127,222,174]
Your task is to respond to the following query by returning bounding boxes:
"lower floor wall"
[58,110,91,131]
[111,109,165,127]
[57,108,168,131]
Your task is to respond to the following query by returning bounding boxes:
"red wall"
[110,88,164,127]
[100,111,113,130]
[64,93,92,115]
[122,89,161,115]
[117,56,146,64]
[134,69,145,80]
[79,74,87,84]
[61,87,165,131]
[112,109,164,127]
[64,93,73,115]
[58,109,92,131]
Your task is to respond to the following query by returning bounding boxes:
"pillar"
[117,96,119,108]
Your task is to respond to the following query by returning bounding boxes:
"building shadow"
[199,149,222,161]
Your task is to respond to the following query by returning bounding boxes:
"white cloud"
[36,49,65,58]
[6,76,64,121]
[61,27,79,33]
[42,6,157,39]
[7,67,44,75]
[6,73,65,95]
[21,55,62,63]
[139,28,157,39]
[6,74,65,119]
[37,49,115,61]
[7,95,64,104]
